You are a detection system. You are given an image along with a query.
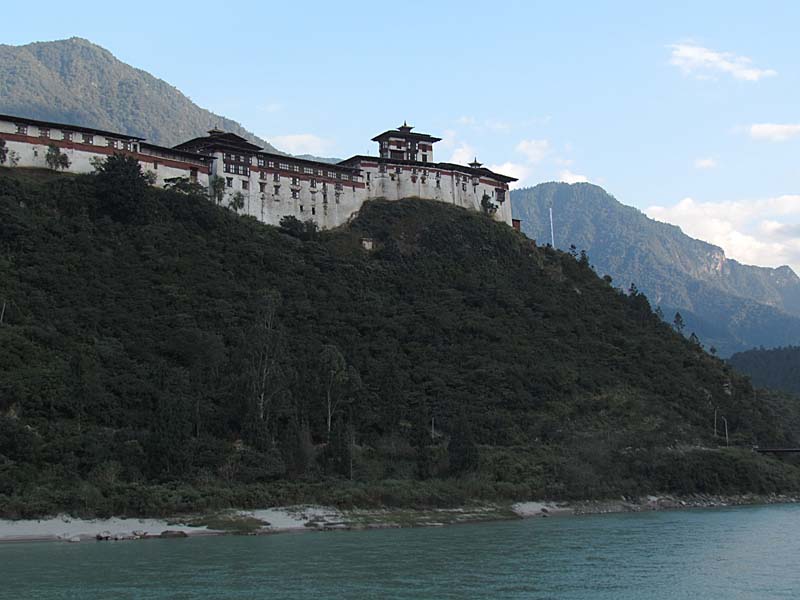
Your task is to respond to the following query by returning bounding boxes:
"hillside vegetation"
[729,347,800,396]
[0,38,278,151]
[511,182,800,356]
[2,163,800,518]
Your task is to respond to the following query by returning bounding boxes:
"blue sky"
[4,1,800,270]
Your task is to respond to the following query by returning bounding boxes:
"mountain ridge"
[511,182,800,355]
[0,37,280,152]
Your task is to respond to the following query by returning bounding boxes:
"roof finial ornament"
[469,157,483,168]
[399,120,413,133]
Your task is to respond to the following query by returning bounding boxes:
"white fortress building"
[0,114,517,228]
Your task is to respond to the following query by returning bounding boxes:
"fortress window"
[224,164,230,173]
[292,191,300,200]
[273,186,280,196]
[341,174,349,181]
[190,168,198,182]
[16,124,28,135]
[317,169,323,176]
[39,127,50,139]
[224,153,231,161]
[107,139,118,149]
[335,192,341,203]
[259,182,266,192]
[311,206,316,215]
[422,154,428,162]
[436,179,441,188]
[304,167,313,174]
[242,180,249,190]
[462,183,467,191]
[153,161,159,170]
[379,164,386,173]
[291,177,299,185]
[279,162,289,170]
[327,171,335,178]
[257,157,265,167]
[310,179,317,188]
[63,131,73,141]
[322,192,328,203]
[395,166,401,174]
[292,165,300,172]
[226,177,233,188]
[268,161,275,168]
[83,133,93,145]
[298,201,303,208]
[273,173,280,182]
[123,142,132,151]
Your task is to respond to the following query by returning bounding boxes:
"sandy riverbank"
[2,493,797,543]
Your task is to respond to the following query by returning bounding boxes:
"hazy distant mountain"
[0,37,279,152]
[512,182,800,356]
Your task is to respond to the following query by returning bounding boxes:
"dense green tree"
[673,312,685,334]
[229,190,245,212]
[0,138,7,165]
[45,144,70,170]
[92,153,151,222]
[209,176,226,205]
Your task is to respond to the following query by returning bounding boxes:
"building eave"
[0,113,145,141]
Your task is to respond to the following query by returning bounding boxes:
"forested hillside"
[729,347,800,396]
[0,38,278,151]
[511,182,800,356]
[2,164,800,518]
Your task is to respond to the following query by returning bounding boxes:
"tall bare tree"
[247,290,284,445]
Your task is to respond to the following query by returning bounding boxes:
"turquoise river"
[3,504,799,599]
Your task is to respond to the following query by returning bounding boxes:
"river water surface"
[3,504,799,599]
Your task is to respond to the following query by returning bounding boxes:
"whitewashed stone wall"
[0,119,209,188]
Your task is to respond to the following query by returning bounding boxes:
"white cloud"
[456,117,511,132]
[515,139,550,164]
[668,43,777,81]
[646,195,800,272]
[748,123,800,142]
[270,134,333,156]
[449,142,477,165]
[694,157,717,169]
[558,169,589,184]
[487,162,531,189]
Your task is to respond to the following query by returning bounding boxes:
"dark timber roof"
[371,130,442,143]
[174,131,263,153]
[139,142,215,163]
[0,114,145,140]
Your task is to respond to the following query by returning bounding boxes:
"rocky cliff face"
[511,182,800,355]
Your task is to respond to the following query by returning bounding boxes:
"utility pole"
[721,416,729,447]
[714,407,718,438]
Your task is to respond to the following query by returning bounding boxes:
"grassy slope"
[2,167,800,518]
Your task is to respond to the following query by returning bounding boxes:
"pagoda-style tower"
[371,121,442,163]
